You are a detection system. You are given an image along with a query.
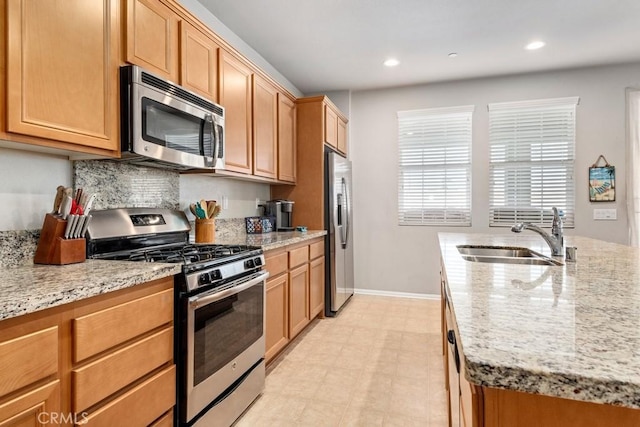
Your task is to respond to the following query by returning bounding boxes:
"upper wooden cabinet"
[278,94,297,183]
[324,105,338,149]
[125,0,179,81]
[337,117,348,155]
[219,50,254,174]
[271,96,348,229]
[5,0,120,153]
[252,75,278,179]
[180,21,219,101]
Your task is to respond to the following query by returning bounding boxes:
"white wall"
[351,62,640,296]
[0,148,72,231]
[179,175,270,218]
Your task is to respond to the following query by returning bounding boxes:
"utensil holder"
[195,218,215,243]
[34,213,86,265]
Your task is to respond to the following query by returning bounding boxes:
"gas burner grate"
[121,244,258,264]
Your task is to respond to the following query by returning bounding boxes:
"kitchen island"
[439,232,640,426]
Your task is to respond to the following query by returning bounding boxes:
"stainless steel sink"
[456,245,563,266]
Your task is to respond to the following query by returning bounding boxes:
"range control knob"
[253,257,263,266]
[210,269,222,280]
[244,259,255,269]
[198,272,210,286]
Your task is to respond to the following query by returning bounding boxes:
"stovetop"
[85,208,266,293]
[100,243,260,265]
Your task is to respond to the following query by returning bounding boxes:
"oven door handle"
[189,271,269,309]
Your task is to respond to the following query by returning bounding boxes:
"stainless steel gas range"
[86,208,268,427]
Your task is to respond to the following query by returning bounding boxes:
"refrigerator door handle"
[342,177,349,248]
[337,192,346,247]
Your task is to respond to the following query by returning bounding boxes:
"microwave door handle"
[203,113,217,166]
[212,114,220,166]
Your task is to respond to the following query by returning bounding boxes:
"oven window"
[141,97,202,155]
[193,283,264,386]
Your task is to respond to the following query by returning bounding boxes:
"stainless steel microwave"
[120,65,224,170]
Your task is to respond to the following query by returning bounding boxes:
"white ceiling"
[196,0,640,94]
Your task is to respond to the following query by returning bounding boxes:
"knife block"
[34,213,86,265]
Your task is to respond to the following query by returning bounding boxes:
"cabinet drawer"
[150,409,173,427]
[72,327,173,412]
[73,289,173,363]
[0,326,58,397]
[265,251,288,277]
[289,245,309,269]
[309,240,324,260]
[80,365,175,427]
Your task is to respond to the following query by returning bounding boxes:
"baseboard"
[353,288,440,300]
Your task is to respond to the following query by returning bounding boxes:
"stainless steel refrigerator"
[325,149,354,316]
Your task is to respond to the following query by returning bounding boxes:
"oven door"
[185,271,268,422]
[130,82,224,170]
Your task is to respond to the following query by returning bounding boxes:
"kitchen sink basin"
[456,245,563,266]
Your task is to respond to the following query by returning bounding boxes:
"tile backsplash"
[74,160,180,209]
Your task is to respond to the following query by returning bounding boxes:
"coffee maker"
[265,200,295,231]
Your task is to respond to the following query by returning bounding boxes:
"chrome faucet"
[511,207,564,257]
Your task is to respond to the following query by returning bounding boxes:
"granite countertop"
[196,230,327,251]
[0,230,326,323]
[439,232,640,409]
[0,260,181,322]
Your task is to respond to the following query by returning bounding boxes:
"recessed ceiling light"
[384,58,399,67]
[525,41,545,50]
[448,53,458,58]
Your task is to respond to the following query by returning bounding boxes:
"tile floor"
[235,295,448,426]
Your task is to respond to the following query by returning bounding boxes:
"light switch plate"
[593,208,617,220]
[222,195,229,210]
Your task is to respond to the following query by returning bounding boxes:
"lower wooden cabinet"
[80,366,175,427]
[0,380,60,427]
[265,274,289,362]
[264,237,325,364]
[0,277,175,427]
[288,263,310,339]
[309,256,325,319]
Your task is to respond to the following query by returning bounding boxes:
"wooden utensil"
[200,199,208,218]
[206,201,216,219]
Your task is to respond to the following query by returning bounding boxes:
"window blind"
[397,106,474,226]
[488,97,579,227]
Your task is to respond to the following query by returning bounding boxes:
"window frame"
[397,105,474,226]
[488,96,579,228]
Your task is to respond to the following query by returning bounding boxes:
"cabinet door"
[219,50,253,174]
[126,0,179,81]
[0,380,60,427]
[180,21,218,101]
[6,0,119,151]
[278,94,297,183]
[266,274,289,364]
[289,264,310,339]
[309,256,325,319]
[252,75,278,179]
[337,117,347,155]
[324,104,338,149]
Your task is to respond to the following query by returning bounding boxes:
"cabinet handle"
[447,330,456,345]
